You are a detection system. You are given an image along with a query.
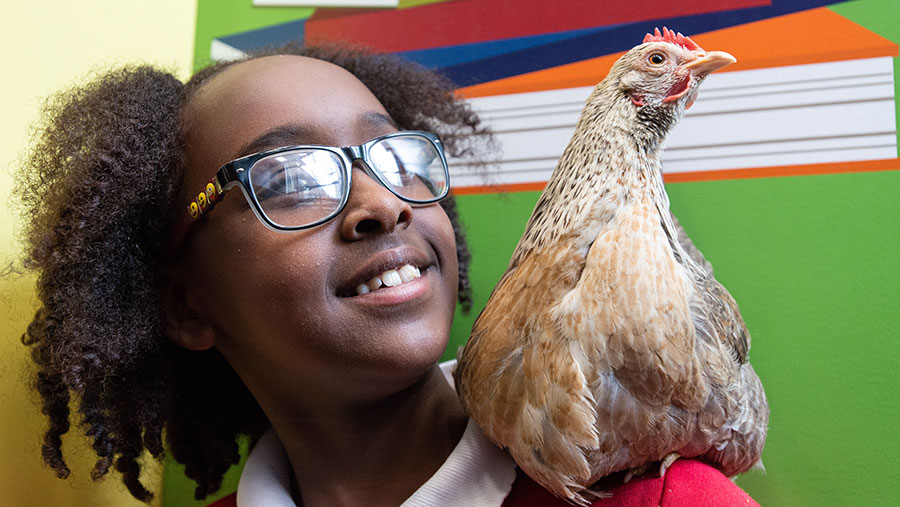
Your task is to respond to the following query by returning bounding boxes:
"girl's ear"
[159,264,217,351]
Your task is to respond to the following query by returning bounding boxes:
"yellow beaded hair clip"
[187,180,222,220]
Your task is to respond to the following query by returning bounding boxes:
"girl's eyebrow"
[236,112,397,159]
[237,123,313,158]
[359,111,398,130]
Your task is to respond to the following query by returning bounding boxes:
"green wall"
[452,168,900,506]
[163,1,900,505]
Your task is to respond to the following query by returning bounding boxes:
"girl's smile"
[337,244,431,300]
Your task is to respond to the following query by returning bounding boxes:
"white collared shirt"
[235,361,518,507]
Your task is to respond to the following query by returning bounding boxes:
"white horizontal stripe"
[450,57,897,188]
[663,133,896,164]
[670,97,896,146]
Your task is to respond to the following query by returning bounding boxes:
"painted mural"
[208,0,899,190]
[162,1,900,506]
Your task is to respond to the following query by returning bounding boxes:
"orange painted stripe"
[453,159,900,194]
[459,8,899,98]
[662,158,900,183]
[454,181,547,195]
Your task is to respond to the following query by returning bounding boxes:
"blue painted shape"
[397,25,618,69]
[433,0,837,87]
[216,19,307,53]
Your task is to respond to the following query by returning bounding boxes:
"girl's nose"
[339,165,413,241]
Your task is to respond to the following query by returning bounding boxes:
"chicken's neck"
[517,84,678,255]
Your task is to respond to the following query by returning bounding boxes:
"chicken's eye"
[648,52,666,65]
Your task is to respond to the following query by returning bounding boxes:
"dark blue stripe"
[428,0,838,88]
[217,19,307,53]
[396,25,618,69]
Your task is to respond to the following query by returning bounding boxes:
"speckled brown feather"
[455,36,767,505]
[456,239,599,495]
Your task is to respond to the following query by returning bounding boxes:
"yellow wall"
[0,1,196,505]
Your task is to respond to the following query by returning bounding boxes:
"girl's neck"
[271,364,468,507]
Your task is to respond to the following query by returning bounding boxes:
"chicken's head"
[614,28,735,113]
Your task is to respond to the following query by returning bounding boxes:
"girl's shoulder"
[502,459,760,507]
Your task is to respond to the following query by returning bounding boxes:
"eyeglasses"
[176,130,450,243]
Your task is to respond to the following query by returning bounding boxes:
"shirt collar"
[236,360,517,507]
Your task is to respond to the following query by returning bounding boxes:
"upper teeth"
[356,264,421,295]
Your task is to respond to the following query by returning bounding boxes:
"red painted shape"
[308,7,382,21]
[305,0,771,53]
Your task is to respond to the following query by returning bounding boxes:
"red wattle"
[663,73,692,103]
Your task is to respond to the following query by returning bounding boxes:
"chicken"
[454,28,768,505]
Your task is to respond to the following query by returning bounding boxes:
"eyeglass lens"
[247,134,447,228]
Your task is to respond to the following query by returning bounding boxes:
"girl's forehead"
[188,55,385,126]
[180,55,392,193]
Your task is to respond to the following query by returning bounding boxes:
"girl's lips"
[345,266,432,306]
[336,245,433,298]
[355,264,422,295]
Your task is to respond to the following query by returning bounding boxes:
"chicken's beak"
[683,51,736,76]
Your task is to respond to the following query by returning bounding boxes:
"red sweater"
[503,459,759,507]
[206,459,759,507]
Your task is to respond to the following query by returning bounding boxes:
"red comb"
[643,27,701,52]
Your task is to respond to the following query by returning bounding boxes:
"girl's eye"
[649,53,666,65]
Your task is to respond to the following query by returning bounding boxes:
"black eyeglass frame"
[185,130,451,233]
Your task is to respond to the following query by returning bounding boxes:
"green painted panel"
[453,169,900,506]
[399,0,451,7]
[665,171,900,506]
[831,0,900,45]
[163,171,900,506]
[446,191,540,359]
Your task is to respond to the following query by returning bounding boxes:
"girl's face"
[176,55,459,410]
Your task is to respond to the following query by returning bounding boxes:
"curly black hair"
[16,45,491,502]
